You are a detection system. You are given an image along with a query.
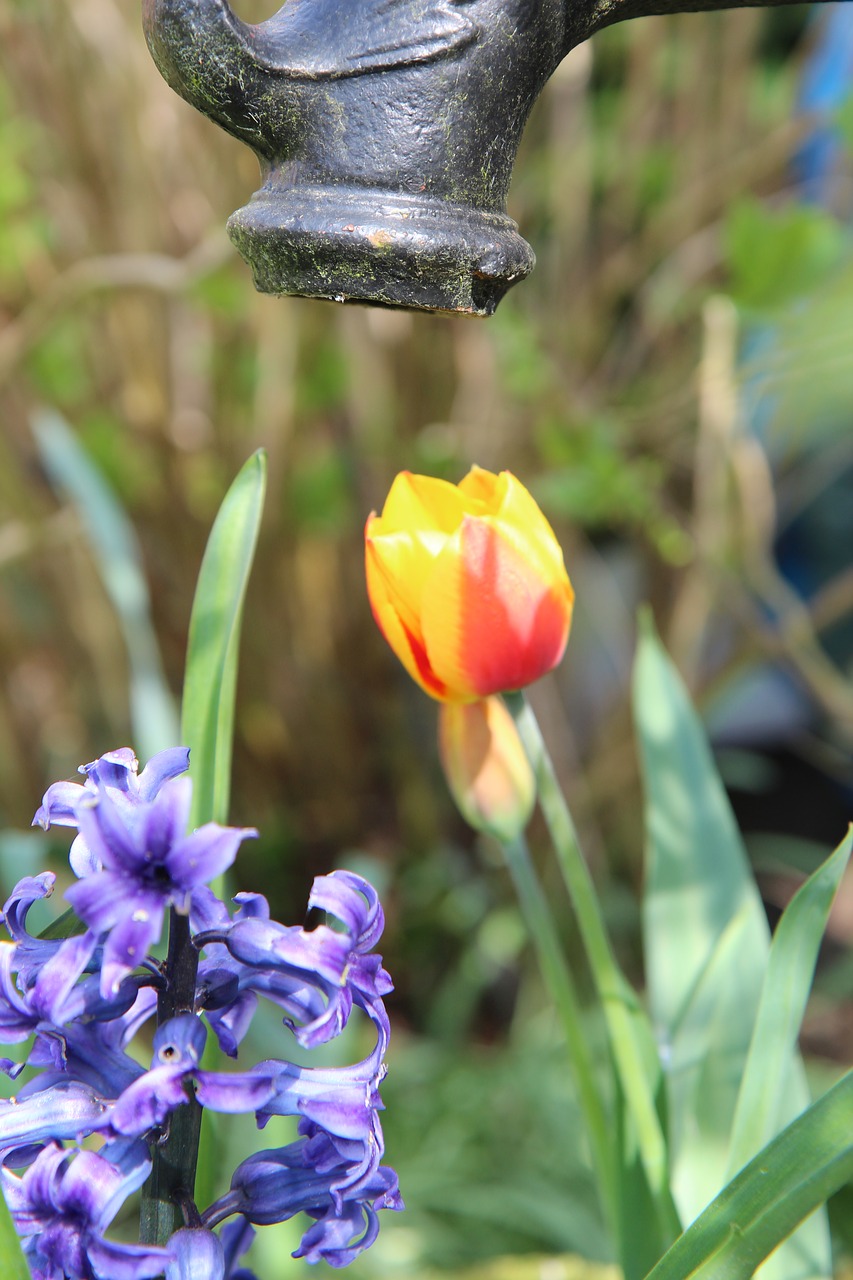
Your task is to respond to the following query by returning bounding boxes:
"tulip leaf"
[0,1188,30,1280]
[644,1066,853,1280]
[726,826,853,1181]
[181,450,267,828]
[31,408,180,761]
[632,614,831,1280]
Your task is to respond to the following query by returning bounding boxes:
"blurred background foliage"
[1,2,853,1275]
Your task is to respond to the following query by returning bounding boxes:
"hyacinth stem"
[139,909,203,1246]
[503,691,679,1247]
[502,833,617,1233]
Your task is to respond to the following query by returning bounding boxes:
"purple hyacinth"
[34,748,256,997]
[0,746,402,1276]
[1,1139,172,1280]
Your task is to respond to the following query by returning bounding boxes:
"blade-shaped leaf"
[0,1185,31,1280]
[181,450,267,828]
[726,826,853,1180]
[32,408,179,759]
[644,1065,853,1280]
[633,615,831,1280]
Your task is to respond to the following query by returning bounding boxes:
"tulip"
[365,467,574,702]
[439,696,536,841]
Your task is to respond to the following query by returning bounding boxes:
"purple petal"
[232,893,270,921]
[86,1234,174,1280]
[1,874,56,940]
[136,747,191,800]
[203,990,258,1058]
[107,1064,191,1137]
[189,886,231,933]
[194,1063,282,1115]
[166,824,257,892]
[295,1202,381,1268]
[99,898,164,997]
[69,833,103,878]
[0,1081,109,1155]
[140,777,192,862]
[32,781,86,831]
[59,1147,127,1225]
[30,931,98,1025]
[74,797,144,875]
[0,944,37,1040]
[64,872,127,935]
[80,748,139,791]
[308,872,385,953]
[221,1217,255,1279]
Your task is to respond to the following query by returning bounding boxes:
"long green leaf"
[726,827,853,1181]
[181,450,267,828]
[0,1182,32,1280]
[633,614,830,1279]
[644,1067,853,1280]
[32,408,179,759]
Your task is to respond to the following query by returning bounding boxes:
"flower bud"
[438,696,535,842]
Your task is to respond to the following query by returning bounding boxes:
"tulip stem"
[502,832,618,1235]
[503,691,680,1251]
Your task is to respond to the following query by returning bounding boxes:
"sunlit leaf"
[181,449,267,828]
[633,615,831,1280]
[726,827,852,1179]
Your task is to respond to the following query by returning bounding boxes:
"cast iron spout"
[143,0,835,314]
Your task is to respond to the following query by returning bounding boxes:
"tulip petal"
[365,525,434,639]
[365,534,449,699]
[422,514,574,698]
[456,465,503,505]
[377,471,477,534]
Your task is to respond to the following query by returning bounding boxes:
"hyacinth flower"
[1,1138,172,1280]
[0,747,401,1278]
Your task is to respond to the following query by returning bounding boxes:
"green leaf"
[181,450,267,828]
[726,828,853,1181]
[633,614,831,1280]
[31,409,180,760]
[723,197,844,312]
[644,1066,853,1280]
[0,1185,30,1280]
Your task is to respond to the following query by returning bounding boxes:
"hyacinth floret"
[0,747,401,1278]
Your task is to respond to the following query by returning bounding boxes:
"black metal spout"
[143,0,835,314]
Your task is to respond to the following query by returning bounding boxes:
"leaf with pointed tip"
[181,450,267,828]
[633,614,831,1280]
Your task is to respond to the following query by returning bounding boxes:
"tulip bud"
[365,467,574,703]
[438,696,536,841]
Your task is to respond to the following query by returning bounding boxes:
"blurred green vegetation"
[1,3,853,1276]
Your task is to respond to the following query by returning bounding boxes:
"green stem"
[504,691,678,1244]
[645,1068,853,1280]
[139,910,203,1246]
[502,833,617,1236]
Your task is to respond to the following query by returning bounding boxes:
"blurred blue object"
[794,5,853,206]
[713,12,853,830]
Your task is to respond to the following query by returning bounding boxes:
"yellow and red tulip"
[365,467,574,703]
